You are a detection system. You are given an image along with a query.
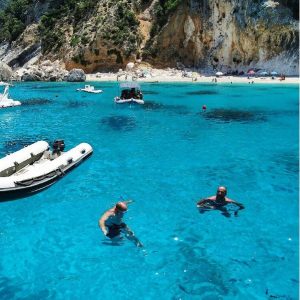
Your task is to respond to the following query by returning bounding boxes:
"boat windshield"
[119,82,140,89]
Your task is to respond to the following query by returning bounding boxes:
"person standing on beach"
[99,200,143,247]
[197,186,244,217]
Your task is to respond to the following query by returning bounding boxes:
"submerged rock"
[100,115,136,131]
[203,108,267,123]
[186,90,218,95]
[22,98,52,106]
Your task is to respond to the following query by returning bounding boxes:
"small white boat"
[77,85,103,93]
[114,82,144,105]
[0,84,21,108]
[0,140,93,200]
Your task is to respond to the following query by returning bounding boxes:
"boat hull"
[77,89,102,93]
[0,143,93,201]
[114,97,144,105]
[0,101,21,108]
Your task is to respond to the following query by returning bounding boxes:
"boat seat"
[0,152,44,177]
[0,165,16,177]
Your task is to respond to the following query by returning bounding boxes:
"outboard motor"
[52,140,65,154]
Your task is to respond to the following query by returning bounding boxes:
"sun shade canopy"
[120,82,140,89]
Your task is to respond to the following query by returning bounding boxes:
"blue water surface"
[0,81,298,299]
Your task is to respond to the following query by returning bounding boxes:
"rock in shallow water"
[100,115,136,131]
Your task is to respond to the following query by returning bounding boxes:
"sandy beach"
[86,68,299,84]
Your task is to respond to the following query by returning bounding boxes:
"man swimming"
[98,200,143,247]
[197,186,244,217]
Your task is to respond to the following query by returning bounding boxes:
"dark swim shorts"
[106,223,126,238]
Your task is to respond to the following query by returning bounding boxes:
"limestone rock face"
[0,24,41,68]
[151,1,299,74]
[0,0,298,75]
[0,62,13,81]
[65,69,86,82]
[18,60,68,82]
[60,0,298,74]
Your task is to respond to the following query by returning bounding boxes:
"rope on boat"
[14,168,65,186]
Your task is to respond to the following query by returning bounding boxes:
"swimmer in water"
[98,200,143,247]
[197,186,244,217]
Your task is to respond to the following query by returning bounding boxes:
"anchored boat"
[114,82,144,104]
[76,85,103,93]
[0,140,93,200]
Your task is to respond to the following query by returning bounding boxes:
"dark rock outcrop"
[65,68,86,82]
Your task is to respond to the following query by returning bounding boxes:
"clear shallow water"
[0,82,298,299]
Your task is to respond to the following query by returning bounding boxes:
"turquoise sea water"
[0,81,298,299]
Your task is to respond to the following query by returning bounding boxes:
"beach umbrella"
[259,71,269,76]
[247,70,255,75]
[270,71,278,76]
[215,71,223,76]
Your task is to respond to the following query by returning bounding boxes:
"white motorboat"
[114,82,144,105]
[0,140,93,200]
[0,84,21,108]
[77,85,103,93]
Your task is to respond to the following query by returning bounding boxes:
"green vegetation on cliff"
[0,0,9,10]
[39,0,141,61]
[0,0,298,73]
[0,0,32,42]
[39,0,98,53]
[98,1,141,58]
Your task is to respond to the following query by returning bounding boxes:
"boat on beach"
[114,82,144,104]
[76,85,103,93]
[0,83,21,108]
[0,140,93,200]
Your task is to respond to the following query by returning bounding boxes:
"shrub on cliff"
[0,0,32,42]
[38,0,98,54]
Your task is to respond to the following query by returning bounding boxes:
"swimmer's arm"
[98,211,110,236]
[124,199,134,205]
[197,196,215,207]
[227,199,244,209]
[197,199,208,207]
[122,225,143,247]
[227,199,245,216]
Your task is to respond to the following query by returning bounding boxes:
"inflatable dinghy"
[0,140,93,200]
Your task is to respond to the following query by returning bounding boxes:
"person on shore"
[197,186,244,217]
[98,200,143,247]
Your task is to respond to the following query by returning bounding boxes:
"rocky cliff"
[0,0,298,75]
[150,0,299,74]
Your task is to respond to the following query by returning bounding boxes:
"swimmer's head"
[217,186,227,197]
[115,202,128,213]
